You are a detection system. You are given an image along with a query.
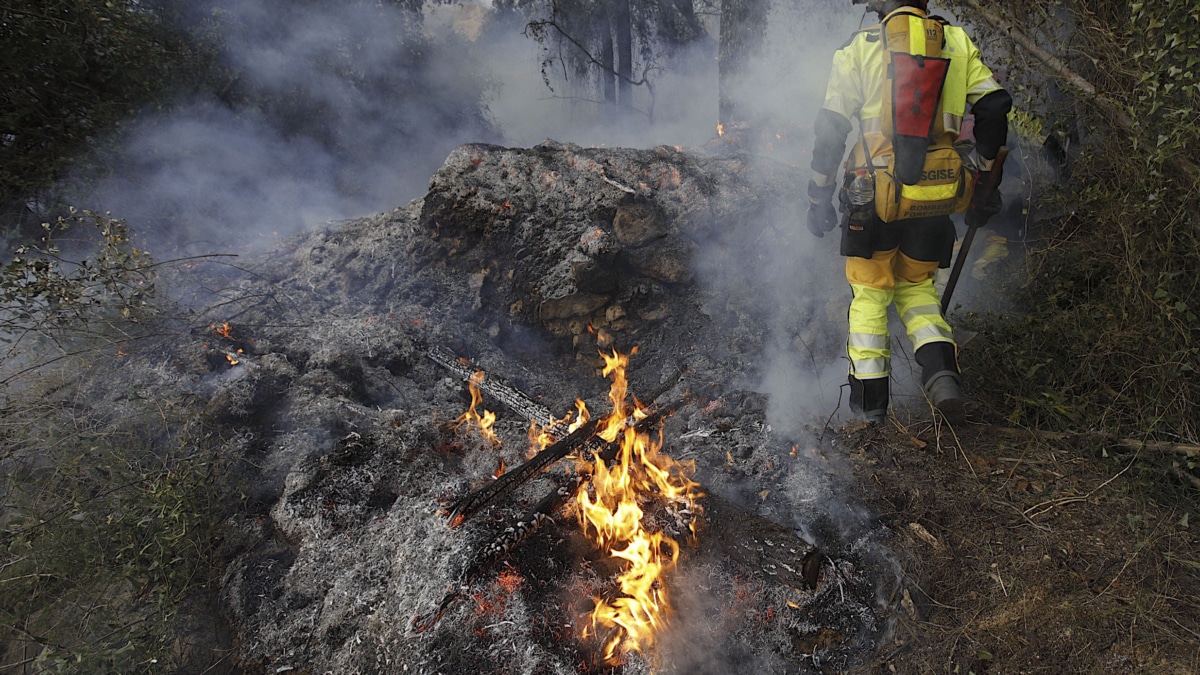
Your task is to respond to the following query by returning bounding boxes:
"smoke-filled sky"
[79,0,863,256]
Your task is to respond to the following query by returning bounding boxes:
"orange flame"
[213,322,233,338]
[527,400,590,459]
[454,371,500,445]
[576,348,702,663]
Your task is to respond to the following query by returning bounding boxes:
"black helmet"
[852,0,929,15]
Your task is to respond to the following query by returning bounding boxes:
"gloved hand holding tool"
[964,173,1004,228]
[941,146,1008,312]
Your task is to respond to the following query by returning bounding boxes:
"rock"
[613,201,667,247]
[538,292,610,321]
[570,257,618,293]
[624,240,696,283]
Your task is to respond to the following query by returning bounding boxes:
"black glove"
[806,179,838,238]
[965,171,1003,228]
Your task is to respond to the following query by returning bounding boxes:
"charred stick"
[446,367,685,526]
[448,398,681,526]
[700,491,822,592]
[447,418,601,526]
[412,476,585,632]
[426,346,556,428]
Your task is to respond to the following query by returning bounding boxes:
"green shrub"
[1,209,155,372]
[1,387,226,672]
[956,0,1200,443]
[1,211,227,671]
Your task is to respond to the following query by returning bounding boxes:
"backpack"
[870,11,973,222]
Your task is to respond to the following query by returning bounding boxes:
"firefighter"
[806,0,1012,423]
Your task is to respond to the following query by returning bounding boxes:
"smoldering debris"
[139,141,898,672]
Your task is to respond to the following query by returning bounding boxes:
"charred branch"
[413,475,587,633]
[524,18,659,121]
[426,346,555,429]
[446,365,686,526]
[448,417,602,527]
[702,492,822,592]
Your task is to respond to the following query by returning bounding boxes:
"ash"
[146,140,898,673]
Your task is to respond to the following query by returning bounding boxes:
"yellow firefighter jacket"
[811,9,1005,190]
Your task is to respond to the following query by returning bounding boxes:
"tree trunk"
[614,0,634,111]
[718,0,770,134]
[599,18,616,104]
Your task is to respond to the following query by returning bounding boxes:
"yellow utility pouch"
[875,145,971,221]
[870,10,973,222]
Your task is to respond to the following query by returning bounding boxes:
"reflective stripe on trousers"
[847,284,892,379]
[846,248,956,378]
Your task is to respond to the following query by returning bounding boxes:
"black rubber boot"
[915,342,965,422]
[849,375,889,424]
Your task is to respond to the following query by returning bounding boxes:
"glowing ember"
[576,348,702,663]
[212,322,233,338]
[455,371,500,445]
[496,567,523,594]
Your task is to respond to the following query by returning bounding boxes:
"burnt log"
[447,417,603,527]
[425,345,556,428]
[412,476,585,632]
[701,491,822,592]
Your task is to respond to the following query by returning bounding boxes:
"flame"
[527,400,590,459]
[454,371,500,445]
[213,322,233,338]
[717,123,725,137]
[576,348,701,663]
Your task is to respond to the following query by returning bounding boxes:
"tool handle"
[941,146,1009,313]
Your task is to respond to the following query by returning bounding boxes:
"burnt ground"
[12,140,1195,673]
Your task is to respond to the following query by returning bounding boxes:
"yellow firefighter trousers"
[846,248,956,379]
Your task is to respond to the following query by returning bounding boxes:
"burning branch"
[452,370,500,446]
[419,350,690,651]
[575,350,701,662]
[446,365,684,527]
[427,346,555,428]
[448,401,681,532]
